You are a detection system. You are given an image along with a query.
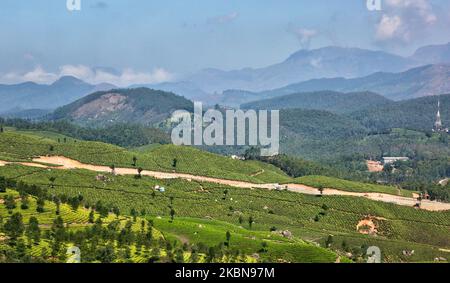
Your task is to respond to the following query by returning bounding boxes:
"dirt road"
[1,156,449,211]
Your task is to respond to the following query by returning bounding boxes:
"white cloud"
[376,15,402,40]
[288,25,318,49]
[2,66,58,84]
[0,65,174,86]
[375,0,437,44]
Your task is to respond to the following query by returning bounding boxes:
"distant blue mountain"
[0,76,116,113]
[244,64,450,101]
[186,46,416,93]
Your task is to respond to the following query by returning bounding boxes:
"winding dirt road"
[1,156,449,211]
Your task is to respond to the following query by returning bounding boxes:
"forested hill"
[51,88,194,126]
[242,91,392,114]
[350,94,450,132]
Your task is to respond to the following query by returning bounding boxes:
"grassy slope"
[155,217,336,263]
[0,164,449,262]
[0,130,291,184]
[294,176,415,197]
[0,188,166,263]
[0,130,422,196]
[0,188,335,263]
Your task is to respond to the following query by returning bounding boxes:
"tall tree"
[26,217,41,245]
[4,212,25,242]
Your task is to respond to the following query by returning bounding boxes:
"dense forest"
[242,91,391,114]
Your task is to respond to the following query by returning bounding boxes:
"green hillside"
[0,130,290,184]
[350,94,450,132]
[0,186,336,263]
[51,88,194,127]
[1,163,449,262]
[1,129,450,263]
[242,91,391,114]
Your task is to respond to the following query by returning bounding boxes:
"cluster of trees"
[0,118,170,147]
[0,176,255,263]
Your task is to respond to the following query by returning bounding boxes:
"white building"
[383,157,409,165]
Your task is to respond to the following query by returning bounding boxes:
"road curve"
[0,156,449,212]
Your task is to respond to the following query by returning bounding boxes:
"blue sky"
[1,0,449,85]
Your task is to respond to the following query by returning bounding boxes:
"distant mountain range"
[51,88,193,126]
[0,76,116,113]
[1,42,450,113]
[223,64,450,105]
[185,46,416,93]
[241,91,392,114]
[154,42,450,104]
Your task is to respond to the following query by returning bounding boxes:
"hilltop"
[51,88,194,127]
[350,94,450,132]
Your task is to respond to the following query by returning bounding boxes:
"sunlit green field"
[1,130,449,263]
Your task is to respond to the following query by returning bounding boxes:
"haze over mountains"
[187,46,416,93]
[230,64,450,105]
[0,76,115,113]
[1,42,450,113]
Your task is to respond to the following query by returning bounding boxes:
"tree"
[0,178,6,193]
[20,193,29,210]
[4,195,16,213]
[260,241,268,253]
[137,167,143,178]
[26,217,41,245]
[49,177,56,188]
[53,197,61,215]
[130,208,138,222]
[112,207,120,218]
[190,249,199,263]
[170,208,176,222]
[225,231,231,247]
[318,186,324,196]
[96,244,116,263]
[51,216,66,242]
[248,216,254,229]
[175,249,184,263]
[206,246,216,263]
[222,189,229,200]
[88,210,95,224]
[172,158,178,169]
[132,156,138,167]
[36,198,45,213]
[4,212,25,242]
[325,235,333,248]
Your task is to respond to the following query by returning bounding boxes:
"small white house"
[383,157,409,165]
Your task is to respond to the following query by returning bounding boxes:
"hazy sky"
[1,0,450,85]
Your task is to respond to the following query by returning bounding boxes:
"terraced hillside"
[0,130,290,184]
[1,130,449,263]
